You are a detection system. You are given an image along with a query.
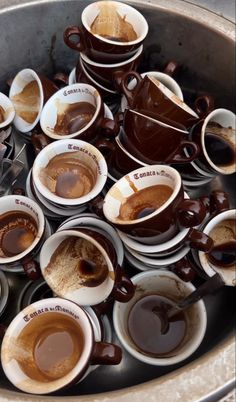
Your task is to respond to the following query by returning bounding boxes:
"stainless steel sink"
[0,1,235,401]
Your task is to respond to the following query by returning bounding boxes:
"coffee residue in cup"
[0,105,5,123]
[90,3,137,42]
[205,122,236,168]
[0,211,38,257]
[39,152,97,199]
[128,294,187,357]
[44,236,109,293]
[53,100,96,135]
[207,219,236,269]
[8,312,84,382]
[118,184,173,221]
[11,80,40,124]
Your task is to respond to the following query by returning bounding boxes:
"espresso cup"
[32,138,107,207]
[63,1,148,63]
[198,209,236,287]
[40,83,119,141]
[113,270,207,365]
[40,229,135,306]
[9,69,58,133]
[103,165,209,243]
[120,69,183,111]
[0,195,46,280]
[121,109,200,164]
[1,298,122,394]
[0,93,15,130]
[190,108,236,175]
[121,72,205,126]
[79,45,143,92]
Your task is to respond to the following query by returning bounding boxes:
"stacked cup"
[27,139,108,219]
[102,165,213,272]
[64,1,148,111]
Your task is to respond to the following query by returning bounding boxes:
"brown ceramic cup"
[190,108,236,176]
[79,45,143,92]
[121,109,200,164]
[121,72,214,127]
[63,1,148,63]
[103,165,210,244]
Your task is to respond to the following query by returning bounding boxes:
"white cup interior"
[1,298,93,394]
[198,209,236,286]
[40,83,101,140]
[103,165,181,225]
[201,108,236,175]
[82,1,148,45]
[113,270,207,365]
[0,195,45,264]
[0,92,15,129]
[40,230,115,306]
[9,68,44,133]
[32,138,107,206]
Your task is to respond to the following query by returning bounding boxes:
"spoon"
[153,273,225,334]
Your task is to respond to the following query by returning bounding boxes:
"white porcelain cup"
[1,298,122,394]
[113,270,207,365]
[32,138,107,207]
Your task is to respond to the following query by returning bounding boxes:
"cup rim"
[198,208,236,286]
[79,59,118,94]
[125,244,190,266]
[1,297,94,394]
[103,165,182,225]
[81,1,148,46]
[80,44,143,68]
[116,135,147,166]
[40,83,102,140]
[39,230,115,306]
[200,108,236,175]
[32,139,108,206]
[0,92,15,129]
[9,68,44,133]
[113,270,207,365]
[0,195,45,264]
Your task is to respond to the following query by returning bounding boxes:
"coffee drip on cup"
[204,122,236,168]
[0,105,5,123]
[11,80,40,124]
[207,218,236,269]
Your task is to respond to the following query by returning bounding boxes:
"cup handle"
[171,256,197,282]
[194,94,215,118]
[52,72,69,87]
[187,228,213,252]
[31,132,51,155]
[12,187,25,196]
[111,265,135,303]
[63,26,85,51]
[91,341,122,365]
[92,299,114,317]
[98,117,120,139]
[22,257,42,280]
[121,71,142,107]
[175,198,207,228]
[93,138,116,165]
[166,140,200,164]
[210,190,230,214]
[163,60,181,77]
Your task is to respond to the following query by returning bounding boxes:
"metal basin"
[0,0,235,401]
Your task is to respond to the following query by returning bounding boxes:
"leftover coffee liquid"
[118,184,173,221]
[12,80,40,124]
[54,101,96,135]
[0,211,38,257]
[0,105,5,123]
[39,152,96,199]
[205,122,236,167]
[14,312,84,381]
[90,3,137,42]
[207,218,236,269]
[128,294,187,357]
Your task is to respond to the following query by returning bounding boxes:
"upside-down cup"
[1,298,122,394]
[63,0,148,63]
[39,229,135,306]
[40,83,119,141]
[103,165,211,245]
